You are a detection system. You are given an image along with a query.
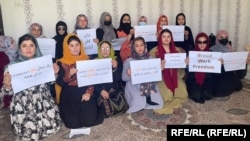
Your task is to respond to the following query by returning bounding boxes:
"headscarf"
[194,32,209,86]
[130,37,149,60]
[117,13,133,35]
[138,16,147,24]
[74,14,90,32]
[29,23,46,38]
[11,33,42,64]
[97,40,116,60]
[175,13,186,25]
[53,21,68,59]
[157,29,178,94]
[57,33,89,65]
[131,37,157,96]
[210,30,234,52]
[55,33,89,104]
[157,15,168,34]
[99,12,117,42]
[0,35,18,61]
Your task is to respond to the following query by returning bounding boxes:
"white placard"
[134,25,157,42]
[189,51,222,73]
[162,25,184,41]
[76,58,113,87]
[222,51,248,71]
[77,29,98,55]
[164,53,187,68]
[37,38,56,58]
[8,55,55,94]
[130,58,162,85]
[111,37,127,51]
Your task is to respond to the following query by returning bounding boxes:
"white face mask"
[138,22,147,26]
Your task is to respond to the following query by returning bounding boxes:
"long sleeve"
[122,58,131,82]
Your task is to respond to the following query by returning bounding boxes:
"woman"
[122,37,163,113]
[0,36,18,108]
[210,30,246,97]
[138,15,147,26]
[95,41,128,117]
[96,12,118,42]
[1,34,60,140]
[117,13,134,38]
[53,21,68,60]
[149,29,188,115]
[56,33,104,129]
[73,14,99,59]
[29,22,46,38]
[185,32,215,103]
[174,13,195,54]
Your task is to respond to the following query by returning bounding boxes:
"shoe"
[146,96,159,105]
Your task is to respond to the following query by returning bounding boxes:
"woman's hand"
[93,38,99,44]
[112,60,118,68]
[53,63,60,74]
[81,93,91,101]
[101,90,109,99]
[69,67,77,77]
[3,72,12,90]
[161,60,166,71]
[127,68,131,76]
[185,57,189,65]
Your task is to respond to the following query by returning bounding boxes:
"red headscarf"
[194,32,209,85]
[157,29,177,94]
[157,15,168,34]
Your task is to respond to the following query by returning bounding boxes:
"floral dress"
[2,83,61,141]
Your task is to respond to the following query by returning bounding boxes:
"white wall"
[0,0,249,51]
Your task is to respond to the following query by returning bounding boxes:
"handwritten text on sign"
[222,51,248,71]
[130,58,162,85]
[8,55,55,94]
[164,53,186,68]
[76,58,113,87]
[189,51,222,73]
[77,29,98,55]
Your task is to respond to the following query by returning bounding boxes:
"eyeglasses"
[197,41,208,44]
[101,47,110,51]
[58,27,65,31]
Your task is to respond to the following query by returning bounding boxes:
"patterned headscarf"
[194,32,209,86]
[57,33,89,65]
[98,12,117,42]
[157,29,177,94]
[97,40,116,60]
[0,35,18,61]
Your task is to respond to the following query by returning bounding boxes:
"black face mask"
[104,21,111,26]
[219,38,229,46]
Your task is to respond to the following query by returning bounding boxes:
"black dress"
[56,62,104,128]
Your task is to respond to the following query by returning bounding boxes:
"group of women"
[0,11,249,141]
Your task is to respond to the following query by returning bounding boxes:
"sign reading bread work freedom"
[37,38,56,58]
[188,51,222,73]
[164,53,187,68]
[76,58,113,87]
[222,51,248,71]
[8,55,55,94]
[77,29,98,55]
[134,25,157,42]
[130,58,162,85]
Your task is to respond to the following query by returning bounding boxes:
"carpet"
[0,89,249,141]
[127,103,195,132]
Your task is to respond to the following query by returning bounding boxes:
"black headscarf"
[53,21,68,60]
[117,13,133,35]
